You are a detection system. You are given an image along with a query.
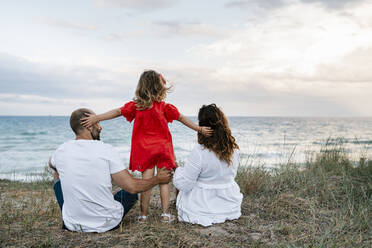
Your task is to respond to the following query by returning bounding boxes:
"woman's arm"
[173,147,202,192]
[81,108,121,127]
[177,114,213,136]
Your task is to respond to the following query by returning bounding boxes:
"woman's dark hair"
[198,104,239,165]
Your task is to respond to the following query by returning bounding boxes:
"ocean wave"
[313,140,372,145]
[20,131,48,136]
[2,116,372,176]
[269,142,299,146]
[348,140,372,145]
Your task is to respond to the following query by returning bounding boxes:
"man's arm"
[111,168,172,194]
[49,158,56,171]
[49,158,59,181]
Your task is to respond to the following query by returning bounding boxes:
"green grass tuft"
[1,141,371,247]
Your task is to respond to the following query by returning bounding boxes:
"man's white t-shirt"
[50,140,125,233]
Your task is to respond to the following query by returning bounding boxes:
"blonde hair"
[133,70,172,110]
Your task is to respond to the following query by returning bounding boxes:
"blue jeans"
[53,179,138,231]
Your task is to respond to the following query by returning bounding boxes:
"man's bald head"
[70,108,94,135]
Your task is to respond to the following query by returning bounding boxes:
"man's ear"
[87,126,93,132]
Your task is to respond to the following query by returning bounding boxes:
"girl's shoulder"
[155,101,177,106]
[120,101,137,122]
[154,101,168,106]
[125,100,136,106]
[162,102,180,122]
[154,101,179,112]
[122,101,137,111]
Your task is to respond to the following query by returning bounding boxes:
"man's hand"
[156,168,173,184]
[49,158,57,172]
[49,158,59,181]
[112,168,173,194]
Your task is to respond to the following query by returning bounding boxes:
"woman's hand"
[199,126,213,137]
[81,113,99,128]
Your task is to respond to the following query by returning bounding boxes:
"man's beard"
[91,130,100,140]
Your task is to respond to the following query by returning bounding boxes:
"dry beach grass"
[1,143,371,247]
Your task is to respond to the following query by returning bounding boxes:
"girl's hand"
[199,126,213,137]
[81,113,98,128]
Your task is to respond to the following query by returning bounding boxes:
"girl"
[81,70,212,222]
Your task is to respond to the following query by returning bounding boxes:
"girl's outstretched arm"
[81,108,121,128]
[177,114,213,136]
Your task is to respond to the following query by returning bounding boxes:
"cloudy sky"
[1,0,371,116]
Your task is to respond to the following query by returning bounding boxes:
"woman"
[173,104,243,227]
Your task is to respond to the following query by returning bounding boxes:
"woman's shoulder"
[197,145,240,166]
[225,149,240,169]
[187,144,204,161]
[193,144,205,152]
[233,149,240,157]
[192,144,215,162]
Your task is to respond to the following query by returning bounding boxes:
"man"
[49,108,172,232]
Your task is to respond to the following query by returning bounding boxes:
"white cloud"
[1,0,371,116]
[0,93,126,116]
[95,0,177,11]
[0,53,134,102]
[169,0,372,115]
[106,32,127,41]
[154,21,229,37]
[191,1,372,89]
[225,0,363,10]
[0,93,89,105]
[40,17,97,31]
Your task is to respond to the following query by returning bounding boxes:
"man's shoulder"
[92,141,119,157]
[77,140,117,152]
[54,140,119,159]
[96,141,115,150]
[55,140,74,151]
[56,140,113,151]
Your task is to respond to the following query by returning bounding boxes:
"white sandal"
[136,215,148,223]
[160,213,175,223]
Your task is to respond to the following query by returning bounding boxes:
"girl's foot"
[136,215,148,223]
[160,213,175,223]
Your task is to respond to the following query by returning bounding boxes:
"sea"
[1,116,372,181]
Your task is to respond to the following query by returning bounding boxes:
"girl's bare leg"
[140,167,155,220]
[159,181,170,221]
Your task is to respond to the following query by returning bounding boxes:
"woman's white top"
[173,144,243,227]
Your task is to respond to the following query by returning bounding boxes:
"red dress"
[120,101,180,172]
